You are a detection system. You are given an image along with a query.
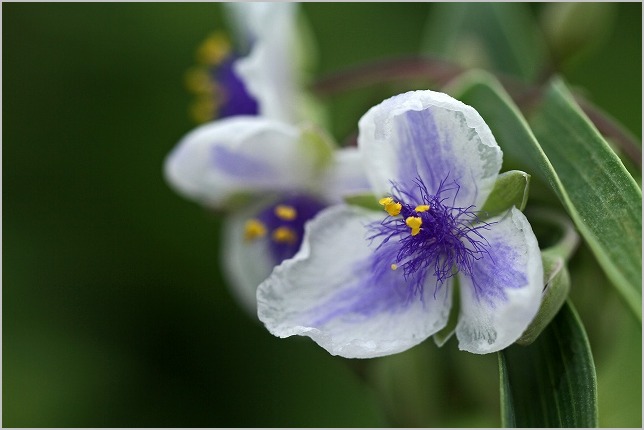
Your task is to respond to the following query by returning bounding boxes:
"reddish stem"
[312,56,641,169]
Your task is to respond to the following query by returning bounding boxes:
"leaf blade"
[451,71,642,320]
[529,78,642,317]
[499,302,598,427]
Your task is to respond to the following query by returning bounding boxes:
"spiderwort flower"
[167,3,362,313]
[257,90,544,357]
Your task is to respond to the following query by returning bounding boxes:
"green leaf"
[422,3,546,81]
[516,252,569,346]
[529,78,642,318]
[451,71,642,321]
[480,170,530,218]
[499,302,598,427]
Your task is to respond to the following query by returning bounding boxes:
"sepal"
[479,170,530,219]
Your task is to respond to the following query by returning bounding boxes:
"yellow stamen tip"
[415,205,431,213]
[379,197,393,206]
[379,197,402,216]
[244,219,266,241]
[189,97,218,124]
[385,202,402,216]
[197,32,231,65]
[390,263,398,271]
[274,205,297,221]
[272,226,298,244]
[405,216,422,236]
[185,67,215,95]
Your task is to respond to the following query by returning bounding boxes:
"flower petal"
[221,202,276,314]
[224,2,296,52]
[257,205,452,359]
[358,90,502,209]
[231,3,301,123]
[456,207,543,354]
[319,147,372,204]
[164,117,317,207]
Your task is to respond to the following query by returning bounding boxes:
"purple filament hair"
[368,176,494,300]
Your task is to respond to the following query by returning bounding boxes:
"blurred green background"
[3,3,641,427]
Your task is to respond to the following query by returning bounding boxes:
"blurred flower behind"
[164,2,370,313]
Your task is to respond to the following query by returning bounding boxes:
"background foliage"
[3,3,641,427]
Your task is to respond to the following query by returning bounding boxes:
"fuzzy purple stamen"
[368,176,493,300]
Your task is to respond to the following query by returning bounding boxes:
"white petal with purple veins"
[358,90,502,209]
[456,207,543,354]
[257,205,452,359]
[164,117,318,207]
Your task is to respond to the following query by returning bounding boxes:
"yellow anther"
[390,263,398,271]
[379,197,401,216]
[189,96,218,124]
[405,216,423,236]
[385,203,402,216]
[415,205,431,213]
[274,205,297,221]
[272,226,298,244]
[197,32,231,65]
[244,219,267,241]
[185,67,215,95]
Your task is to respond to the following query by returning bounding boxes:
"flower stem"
[311,56,642,169]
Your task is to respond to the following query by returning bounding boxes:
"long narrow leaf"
[529,78,642,318]
[451,72,642,320]
[499,302,598,427]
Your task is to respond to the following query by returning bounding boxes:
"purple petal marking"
[212,57,259,118]
[468,241,528,307]
[211,144,274,180]
[394,109,477,205]
[305,249,422,327]
[303,233,453,328]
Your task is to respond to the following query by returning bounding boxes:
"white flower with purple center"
[168,3,366,313]
[165,116,370,313]
[257,90,544,357]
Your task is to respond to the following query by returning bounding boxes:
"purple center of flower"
[368,177,493,300]
[187,33,259,122]
[211,56,259,118]
[244,194,327,265]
